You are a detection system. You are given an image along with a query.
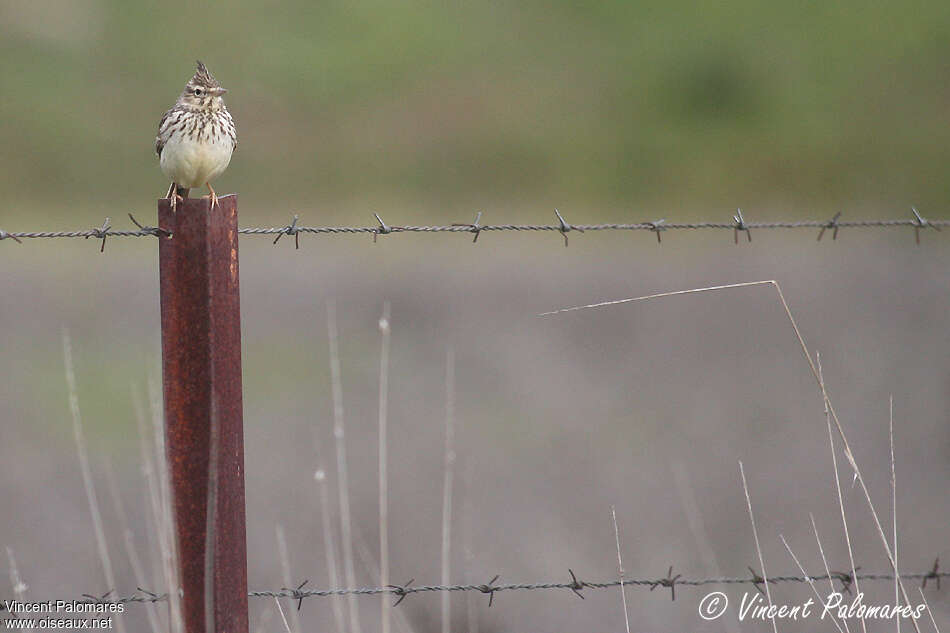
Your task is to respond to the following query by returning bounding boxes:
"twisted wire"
[3,214,948,246]
[8,567,942,609]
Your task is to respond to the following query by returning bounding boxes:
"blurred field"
[2,1,949,631]
[3,0,950,224]
[1,232,948,631]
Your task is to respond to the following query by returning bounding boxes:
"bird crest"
[190,60,221,89]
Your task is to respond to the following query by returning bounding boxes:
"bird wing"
[155,108,172,157]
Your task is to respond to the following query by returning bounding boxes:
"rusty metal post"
[158,195,248,633]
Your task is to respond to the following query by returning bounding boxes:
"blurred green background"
[3,0,950,225]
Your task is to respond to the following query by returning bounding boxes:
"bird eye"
[193,88,203,96]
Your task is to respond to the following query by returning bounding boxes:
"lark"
[156,61,236,210]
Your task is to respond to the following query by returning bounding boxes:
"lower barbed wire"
[15,567,941,610]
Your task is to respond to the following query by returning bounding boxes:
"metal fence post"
[158,195,249,633]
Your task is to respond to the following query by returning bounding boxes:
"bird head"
[179,60,228,110]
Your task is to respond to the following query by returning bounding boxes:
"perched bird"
[156,61,236,210]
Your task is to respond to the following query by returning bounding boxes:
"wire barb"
[477,575,501,607]
[0,228,22,244]
[817,212,842,241]
[911,207,940,244]
[748,566,766,595]
[733,208,752,243]
[554,209,582,246]
[567,569,586,599]
[649,566,682,601]
[279,579,309,611]
[921,558,940,590]
[85,217,111,253]
[135,587,162,601]
[373,213,395,243]
[832,568,859,595]
[648,219,666,243]
[128,213,171,239]
[80,590,115,603]
[273,214,300,249]
[387,578,414,607]
[452,211,483,243]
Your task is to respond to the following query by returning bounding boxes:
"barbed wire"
[1,209,947,251]
[5,561,943,611]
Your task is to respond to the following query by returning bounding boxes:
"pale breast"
[159,112,236,188]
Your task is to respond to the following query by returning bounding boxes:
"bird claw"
[205,183,219,210]
[165,183,185,212]
[166,193,185,213]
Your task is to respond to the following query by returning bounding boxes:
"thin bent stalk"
[543,280,922,633]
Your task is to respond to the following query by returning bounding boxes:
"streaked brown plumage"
[156,61,236,209]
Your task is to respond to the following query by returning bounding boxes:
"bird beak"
[213,87,228,96]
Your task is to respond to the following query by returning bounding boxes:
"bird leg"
[205,182,219,209]
[165,182,177,212]
[165,182,187,212]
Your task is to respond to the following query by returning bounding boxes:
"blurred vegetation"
[2,0,950,223]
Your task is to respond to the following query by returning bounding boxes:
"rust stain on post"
[158,195,249,633]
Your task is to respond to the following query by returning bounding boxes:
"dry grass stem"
[811,513,852,633]
[147,374,183,633]
[378,301,392,633]
[916,588,940,633]
[890,395,901,633]
[6,547,27,600]
[671,461,741,633]
[276,524,303,633]
[671,461,723,578]
[538,280,772,316]
[818,353,866,633]
[739,461,778,633]
[62,330,125,633]
[780,534,845,633]
[104,459,162,633]
[352,529,417,633]
[131,385,166,598]
[611,506,631,633]
[314,468,347,633]
[274,596,292,633]
[328,301,362,633]
[441,347,457,633]
[462,461,479,633]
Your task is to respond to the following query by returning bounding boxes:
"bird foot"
[205,183,219,210]
[169,194,185,212]
[165,183,186,212]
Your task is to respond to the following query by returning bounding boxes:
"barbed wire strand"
[5,564,943,611]
[1,210,947,251]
